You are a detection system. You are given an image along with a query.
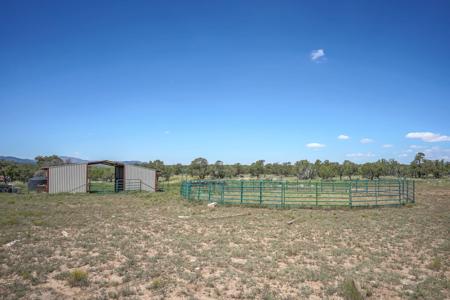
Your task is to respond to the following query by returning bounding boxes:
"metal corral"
[124,165,156,192]
[48,164,87,193]
[181,179,415,208]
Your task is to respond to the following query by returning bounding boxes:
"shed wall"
[124,165,156,192]
[48,164,87,193]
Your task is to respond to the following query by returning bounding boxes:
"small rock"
[5,240,19,247]
[207,202,217,208]
[178,216,190,219]
[61,231,69,237]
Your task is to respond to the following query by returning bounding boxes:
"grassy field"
[0,181,449,299]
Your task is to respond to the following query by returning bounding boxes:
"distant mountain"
[0,156,36,164]
[59,156,89,164]
[0,155,145,165]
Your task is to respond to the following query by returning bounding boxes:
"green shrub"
[428,257,442,271]
[340,278,364,300]
[68,269,89,287]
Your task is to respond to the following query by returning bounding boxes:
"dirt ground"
[0,181,449,299]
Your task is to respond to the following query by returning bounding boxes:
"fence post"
[208,182,211,203]
[315,182,318,206]
[197,184,201,200]
[259,181,263,205]
[349,181,352,208]
[398,180,401,205]
[221,182,225,204]
[187,182,191,201]
[412,180,415,203]
[375,180,378,206]
[240,180,244,204]
[406,180,409,203]
[281,182,285,208]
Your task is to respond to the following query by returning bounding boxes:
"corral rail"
[180,179,415,208]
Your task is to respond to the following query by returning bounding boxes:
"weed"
[68,269,89,287]
[340,278,364,300]
[428,257,442,271]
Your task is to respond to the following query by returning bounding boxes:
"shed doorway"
[87,161,124,193]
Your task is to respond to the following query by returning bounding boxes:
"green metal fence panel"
[180,179,415,208]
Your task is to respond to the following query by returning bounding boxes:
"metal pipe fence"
[180,179,415,208]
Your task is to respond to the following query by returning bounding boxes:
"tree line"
[143,152,449,181]
[0,152,448,183]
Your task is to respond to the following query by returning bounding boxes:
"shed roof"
[87,160,124,167]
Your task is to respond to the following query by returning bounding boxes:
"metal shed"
[124,164,157,192]
[43,161,157,194]
[47,164,88,193]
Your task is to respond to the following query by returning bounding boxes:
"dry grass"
[0,181,449,299]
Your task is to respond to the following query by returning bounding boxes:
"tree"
[343,160,358,180]
[147,160,165,172]
[361,163,375,180]
[360,162,383,180]
[190,157,209,179]
[0,161,36,182]
[233,163,244,177]
[317,160,336,180]
[281,162,293,177]
[249,160,265,178]
[146,160,173,181]
[173,163,184,175]
[294,160,313,179]
[410,152,426,178]
[35,155,64,168]
[211,160,225,179]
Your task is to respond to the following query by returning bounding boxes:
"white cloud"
[382,144,393,148]
[310,49,325,61]
[423,146,450,161]
[346,152,375,158]
[409,145,425,149]
[306,142,325,149]
[337,134,350,140]
[405,132,450,142]
[360,138,374,144]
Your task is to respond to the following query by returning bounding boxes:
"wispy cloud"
[306,142,325,149]
[423,146,450,161]
[360,138,374,144]
[405,132,450,142]
[382,144,393,148]
[399,146,450,161]
[346,152,375,158]
[409,145,425,149]
[337,134,350,140]
[310,49,325,62]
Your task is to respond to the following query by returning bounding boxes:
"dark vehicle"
[0,176,20,193]
[28,176,48,192]
[0,182,13,192]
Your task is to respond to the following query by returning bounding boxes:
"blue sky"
[1,0,449,164]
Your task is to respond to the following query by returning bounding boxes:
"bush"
[340,278,364,300]
[68,269,89,287]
